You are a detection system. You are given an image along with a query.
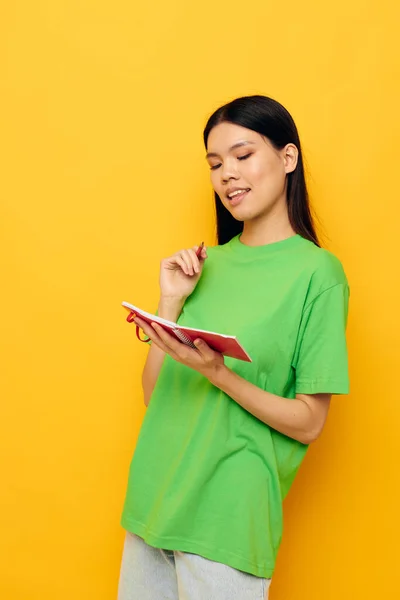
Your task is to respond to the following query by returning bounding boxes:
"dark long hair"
[203,95,320,247]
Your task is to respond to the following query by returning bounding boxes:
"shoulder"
[302,240,347,282]
[206,236,348,290]
[298,239,349,301]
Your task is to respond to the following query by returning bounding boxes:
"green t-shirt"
[121,233,349,578]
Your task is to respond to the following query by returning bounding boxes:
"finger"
[174,255,192,276]
[179,249,195,276]
[134,317,158,341]
[163,255,190,276]
[187,248,200,273]
[135,318,179,353]
[134,318,171,353]
[169,252,192,276]
[152,323,194,357]
[193,244,207,262]
[193,338,216,360]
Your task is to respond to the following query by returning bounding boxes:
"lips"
[227,189,250,207]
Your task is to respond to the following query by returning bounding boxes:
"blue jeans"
[118,532,271,600]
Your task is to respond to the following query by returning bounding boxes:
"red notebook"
[122,301,252,363]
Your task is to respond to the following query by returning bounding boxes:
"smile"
[226,188,250,206]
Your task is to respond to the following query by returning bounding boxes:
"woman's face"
[206,122,298,223]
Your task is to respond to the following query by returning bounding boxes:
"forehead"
[206,122,261,151]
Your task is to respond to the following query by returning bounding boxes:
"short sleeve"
[292,283,350,395]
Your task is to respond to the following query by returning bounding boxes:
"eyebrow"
[205,141,256,160]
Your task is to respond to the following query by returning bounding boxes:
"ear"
[283,143,298,174]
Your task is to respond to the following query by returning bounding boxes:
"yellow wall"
[1,2,399,598]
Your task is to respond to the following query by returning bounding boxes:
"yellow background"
[1,1,399,598]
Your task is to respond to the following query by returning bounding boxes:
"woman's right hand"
[159,244,208,303]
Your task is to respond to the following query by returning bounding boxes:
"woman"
[118,95,349,600]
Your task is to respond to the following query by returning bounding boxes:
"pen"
[196,241,205,258]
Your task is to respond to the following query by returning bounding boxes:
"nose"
[220,158,239,183]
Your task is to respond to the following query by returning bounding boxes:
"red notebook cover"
[122,301,252,363]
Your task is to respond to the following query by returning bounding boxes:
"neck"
[240,204,295,247]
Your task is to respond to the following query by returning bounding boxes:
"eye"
[237,153,252,161]
[210,163,221,171]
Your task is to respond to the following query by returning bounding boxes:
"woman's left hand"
[134,317,225,380]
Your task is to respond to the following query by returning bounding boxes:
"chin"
[229,207,257,222]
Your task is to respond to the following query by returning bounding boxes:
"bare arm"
[209,363,331,445]
[141,244,208,406]
[135,323,331,443]
[142,297,184,406]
